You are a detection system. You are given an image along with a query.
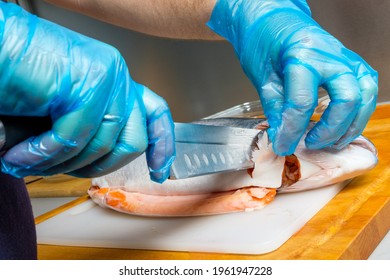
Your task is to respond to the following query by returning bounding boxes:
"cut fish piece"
[88,186,276,217]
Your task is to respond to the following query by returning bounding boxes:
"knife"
[0,116,262,179]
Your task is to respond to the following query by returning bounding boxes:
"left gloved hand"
[207,0,378,155]
[0,3,175,182]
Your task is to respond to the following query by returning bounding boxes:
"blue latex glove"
[0,3,175,182]
[208,0,378,155]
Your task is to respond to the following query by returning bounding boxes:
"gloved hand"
[207,0,378,155]
[0,3,175,182]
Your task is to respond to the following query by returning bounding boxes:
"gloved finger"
[139,86,175,183]
[68,89,148,178]
[272,63,318,155]
[41,83,132,176]
[258,70,285,141]
[332,73,378,149]
[1,106,103,178]
[305,73,362,149]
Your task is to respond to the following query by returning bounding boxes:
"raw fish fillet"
[89,118,378,216]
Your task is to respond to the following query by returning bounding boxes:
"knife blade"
[170,122,263,179]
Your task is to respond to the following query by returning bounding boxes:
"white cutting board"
[36,182,346,255]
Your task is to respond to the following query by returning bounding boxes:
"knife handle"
[0,115,52,153]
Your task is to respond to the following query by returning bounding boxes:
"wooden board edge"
[35,195,91,225]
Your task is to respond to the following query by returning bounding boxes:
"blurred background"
[16,0,390,122]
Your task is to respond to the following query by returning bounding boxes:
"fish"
[88,117,378,217]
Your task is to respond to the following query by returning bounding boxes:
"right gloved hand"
[0,2,175,182]
[207,0,378,156]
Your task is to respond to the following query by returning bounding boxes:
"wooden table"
[27,104,390,260]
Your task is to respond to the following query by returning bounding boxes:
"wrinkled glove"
[0,3,175,182]
[208,0,378,155]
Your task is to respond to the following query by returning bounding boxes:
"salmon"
[89,118,378,217]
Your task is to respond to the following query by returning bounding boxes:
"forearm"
[44,0,221,40]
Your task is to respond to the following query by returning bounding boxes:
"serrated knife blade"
[170,122,262,179]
